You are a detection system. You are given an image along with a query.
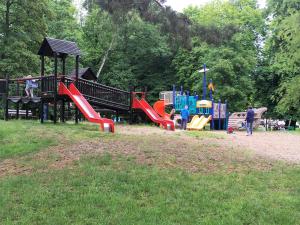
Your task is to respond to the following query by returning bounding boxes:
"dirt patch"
[218,131,300,163]
[117,125,300,162]
[2,125,297,178]
[0,127,275,177]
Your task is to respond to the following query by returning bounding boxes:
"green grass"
[0,120,300,224]
[0,155,299,225]
[0,120,109,159]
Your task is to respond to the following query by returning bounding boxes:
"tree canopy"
[0,0,299,119]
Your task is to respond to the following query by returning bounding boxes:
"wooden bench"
[8,109,33,117]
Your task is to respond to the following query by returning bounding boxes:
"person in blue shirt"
[245,106,255,136]
[25,75,33,97]
[180,105,190,130]
[25,75,38,97]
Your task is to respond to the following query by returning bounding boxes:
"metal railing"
[76,78,130,110]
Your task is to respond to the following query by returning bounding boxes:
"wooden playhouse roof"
[69,67,97,81]
[38,37,80,57]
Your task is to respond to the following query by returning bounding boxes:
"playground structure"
[0,37,175,132]
[154,64,228,131]
[228,107,268,130]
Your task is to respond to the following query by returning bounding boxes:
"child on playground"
[180,105,189,130]
[25,75,38,97]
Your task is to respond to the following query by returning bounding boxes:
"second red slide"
[132,95,174,130]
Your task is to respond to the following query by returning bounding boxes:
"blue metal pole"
[186,91,190,106]
[172,84,176,109]
[224,100,228,130]
[180,85,183,95]
[195,93,199,114]
[211,99,214,130]
[202,63,207,100]
[218,99,221,130]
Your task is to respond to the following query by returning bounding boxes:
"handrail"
[65,77,130,94]
[4,75,131,109]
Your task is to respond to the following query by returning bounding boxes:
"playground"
[1,0,300,222]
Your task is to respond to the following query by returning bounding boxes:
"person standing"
[180,105,190,130]
[245,106,255,136]
[25,75,33,97]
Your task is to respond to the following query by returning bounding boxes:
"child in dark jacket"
[246,106,255,135]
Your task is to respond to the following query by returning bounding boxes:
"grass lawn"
[0,120,105,159]
[0,120,299,225]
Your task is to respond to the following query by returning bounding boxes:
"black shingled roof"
[69,67,97,81]
[38,37,80,57]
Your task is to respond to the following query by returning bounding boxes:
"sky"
[164,0,267,12]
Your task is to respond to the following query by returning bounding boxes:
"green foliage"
[0,0,299,117]
[81,6,173,102]
[255,0,300,118]
[46,0,82,42]
[0,0,49,77]
[173,0,263,111]
[276,76,300,120]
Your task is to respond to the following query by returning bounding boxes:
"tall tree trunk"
[96,35,115,79]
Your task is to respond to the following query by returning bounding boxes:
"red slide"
[58,82,114,132]
[153,100,170,120]
[132,94,174,130]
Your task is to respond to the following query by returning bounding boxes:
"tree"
[0,0,49,77]
[173,0,264,111]
[255,0,300,118]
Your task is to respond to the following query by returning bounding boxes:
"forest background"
[0,0,299,119]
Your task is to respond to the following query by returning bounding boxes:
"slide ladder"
[132,93,174,130]
[58,82,114,132]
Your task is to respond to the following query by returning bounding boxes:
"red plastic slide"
[153,100,170,120]
[132,93,174,130]
[58,82,114,132]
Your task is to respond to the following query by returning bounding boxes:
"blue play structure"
[171,64,229,130]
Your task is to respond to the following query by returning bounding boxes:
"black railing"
[41,75,56,93]
[4,75,131,111]
[7,77,44,97]
[76,78,130,110]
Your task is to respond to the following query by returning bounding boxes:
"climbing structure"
[228,107,267,130]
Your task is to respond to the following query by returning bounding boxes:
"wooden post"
[40,55,45,93]
[53,53,58,124]
[129,86,134,125]
[4,74,9,121]
[61,56,66,122]
[75,55,79,124]
[25,104,29,119]
[16,82,19,119]
[211,99,214,130]
[218,99,221,130]
[224,100,228,130]
[40,100,44,124]
[16,102,19,119]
